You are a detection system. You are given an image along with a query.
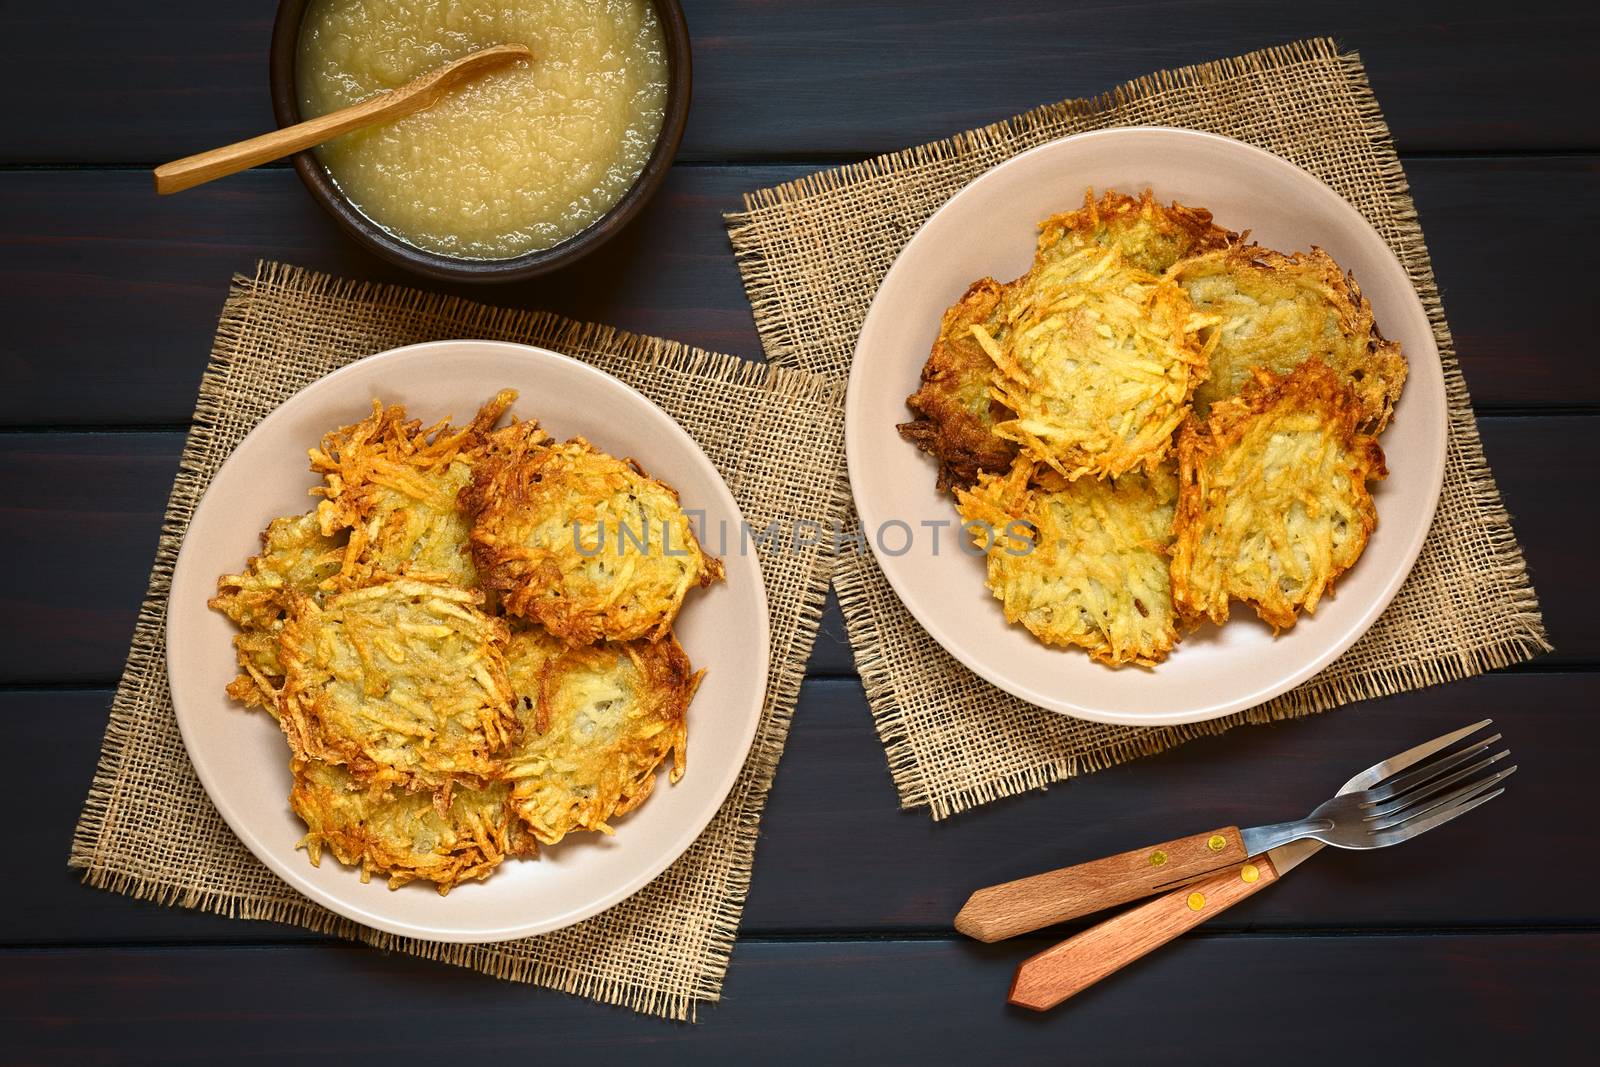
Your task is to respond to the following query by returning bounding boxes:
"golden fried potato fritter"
[210,510,348,713]
[1170,359,1388,632]
[897,190,1233,496]
[898,278,1020,493]
[501,627,699,845]
[1034,188,1235,276]
[990,243,1215,480]
[955,459,1179,666]
[278,578,517,790]
[291,757,534,894]
[464,431,723,645]
[210,388,717,892]
[1176,246,1406,429]
[895,190,1403,668]
[310,390,519,587]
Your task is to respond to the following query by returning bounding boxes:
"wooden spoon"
[153,43,532,195]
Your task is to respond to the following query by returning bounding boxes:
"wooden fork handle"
[954,827,1247,942]
[1009,853,1281,1011]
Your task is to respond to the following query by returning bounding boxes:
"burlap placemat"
[68,261,848,1021]
[726,38,1549,819]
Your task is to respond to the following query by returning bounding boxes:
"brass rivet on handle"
[1149,850,1168,867]
[1240,864,1260,884]
[1207,834,1228,852]
[1187,892,1206,911]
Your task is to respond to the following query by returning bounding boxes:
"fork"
[1237,731,1514,854]
[956,724,1515,943]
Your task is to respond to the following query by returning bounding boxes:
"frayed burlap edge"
[727,39,1549,818]
[69,261,850,1019]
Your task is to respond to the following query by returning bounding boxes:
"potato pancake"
[990,243,1215,480]
[954,458,1179,666]
[291,757,534,894]
[898,278,1019,493]
[278,577,517,790]
[310,389,520,587]
[1176,246,1407,429]
[501,627,700,845]
[1170,359,1388,631]
[1034,188,1235,276]
[210,510,348,713]
[464,431,724,645]
[898,191,1232,495]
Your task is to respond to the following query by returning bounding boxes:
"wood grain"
[956,827,1246,941]
[0,934,1592,1060]
[7,1,1598,1052]
[1010,855,1280,1010]
[2,158,1594,426]
[3,1,1596,162]
[17,672,1599,945]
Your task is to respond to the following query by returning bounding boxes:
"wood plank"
[1,935,1592,1060]
[15,671,1599,944]
[762,675,1600,933]
[3,2,1596,162]
[1415,155,1600,408]
[0,415,1585,686]
[2,159,1595,427]
[0,167,773,427]
[0,436,178,684]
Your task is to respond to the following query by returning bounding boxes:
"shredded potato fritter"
[898,278,1019,493]
[1033,188,1235,277]
[210,388,716,891]
[291,757,535,894]
[956,459,1179,666]
[464,430,723,645]
[899,189,1234,494]
[501,628,700,845]
[1176,245,1407,429]
[1170,359,1388,631]
[991,243,1215,480]
[310,390,519,587]
[278,578,518,791]
[210,510,347,713]
[897,188,1408,669]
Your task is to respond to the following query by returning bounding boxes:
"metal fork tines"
[1240,721,1515,855]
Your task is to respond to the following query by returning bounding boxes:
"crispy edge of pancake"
[990,243,1215,480]
[309,389,522,585]
[897,191,1234,496]
[463,432,724,645]
[277,577,518,792]
[898,278,1020,494]
[500,627,701,846]
[1170,358,1388,632]
[954,457,1179,667]
[1035,187,1237,276]
[291,756,535,894]
[209,510,348,714]
[1175,245,1407,430]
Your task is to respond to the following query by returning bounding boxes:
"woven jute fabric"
[68,261,848,1021]
[726,38,1549,820]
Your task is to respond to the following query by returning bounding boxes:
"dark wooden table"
[5,2,1597,1061]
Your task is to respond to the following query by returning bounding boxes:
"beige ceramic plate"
[846,127,1445,727]
[168,340,769,943]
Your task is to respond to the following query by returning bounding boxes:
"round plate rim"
[167,338,770,942]
[844,126,1446,727]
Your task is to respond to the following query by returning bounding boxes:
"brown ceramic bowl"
[269,0,691,283]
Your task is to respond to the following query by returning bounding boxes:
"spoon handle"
[153,43,530,195]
